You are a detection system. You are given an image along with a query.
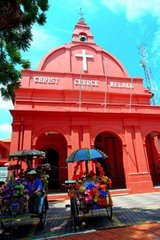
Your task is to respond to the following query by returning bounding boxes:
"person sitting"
[26,169,44,214]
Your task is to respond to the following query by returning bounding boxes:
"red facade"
[0,139,10,166]
[10,17,160,194]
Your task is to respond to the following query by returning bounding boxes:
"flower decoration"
[36,163,50,191]
[68,161,112,211]
[0,164,50,216]
[0,177,30,216]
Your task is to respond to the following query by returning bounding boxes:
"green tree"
[0,0,49,101]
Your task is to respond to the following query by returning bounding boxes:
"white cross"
[75,49,93,71]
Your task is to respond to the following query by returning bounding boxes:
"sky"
[1,0,160,140]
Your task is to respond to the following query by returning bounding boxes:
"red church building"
[9,16,160,194]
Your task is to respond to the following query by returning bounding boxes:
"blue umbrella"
[67,148,107,172]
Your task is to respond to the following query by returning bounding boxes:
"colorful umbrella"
[9,149,46,169]
[67,148,107,172]
[9,149,46,159]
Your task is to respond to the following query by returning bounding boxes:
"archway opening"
[43,148,59,190]
[35,131,67,191]
[94,131,126,189]
[145,131,160,186]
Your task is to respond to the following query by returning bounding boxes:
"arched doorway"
[35,131,68,191]
[43,148,59,189]
[94,131,126,189]
[145,131,160,186]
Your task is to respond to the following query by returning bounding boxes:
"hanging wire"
[79,69,82,111]
[104,66,108,112]
[129,77,133,111]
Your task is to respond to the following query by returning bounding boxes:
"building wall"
[0,139,10,166]
[10,110,160,193]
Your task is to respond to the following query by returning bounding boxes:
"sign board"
[0,167,8,182]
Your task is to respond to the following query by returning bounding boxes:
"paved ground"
[48,223,160,240]
[0,192,160,239]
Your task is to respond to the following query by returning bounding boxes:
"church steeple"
[78,8,85,24]
[72,9,94,44]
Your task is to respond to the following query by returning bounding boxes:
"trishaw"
[64,148,113,231]
[0,150,50,229]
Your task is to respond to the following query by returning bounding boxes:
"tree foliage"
[0,0,49,101]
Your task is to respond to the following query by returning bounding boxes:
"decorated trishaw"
[64,148,113,231]
[0,149,50,229]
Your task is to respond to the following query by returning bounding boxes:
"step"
[47,188,130,202]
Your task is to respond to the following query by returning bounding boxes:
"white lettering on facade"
[33,76,59,84]
[110,81,134,89]
[32,77,133,90]
[74,79,99,87]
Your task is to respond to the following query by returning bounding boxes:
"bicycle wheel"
[70,197,79,232]
[106,205,112,220]
[1,220,5,230]
[39,202,47,229]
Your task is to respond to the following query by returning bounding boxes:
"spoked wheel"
[70,197,79,232]
[106,205,113,220]
[39,202,47,229]
[1,220,5,230]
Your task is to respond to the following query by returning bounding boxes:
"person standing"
[26,169,43,213]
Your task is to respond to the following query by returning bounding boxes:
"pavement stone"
[0,192,160,239]
[47,222,160,240]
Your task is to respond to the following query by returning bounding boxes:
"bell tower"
[72,9,95,44]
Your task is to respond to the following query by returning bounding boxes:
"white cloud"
[80,0,98,13]
[151,28,160,68]
[101,0,160,82]
[30,26,60,50]
[22,25,64,69]
[0,95,12,139]
[0,95,13,110]
[52,26,72,35]
[58,0,98,13]
[101,0,160,21]
[0,124,12,135]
